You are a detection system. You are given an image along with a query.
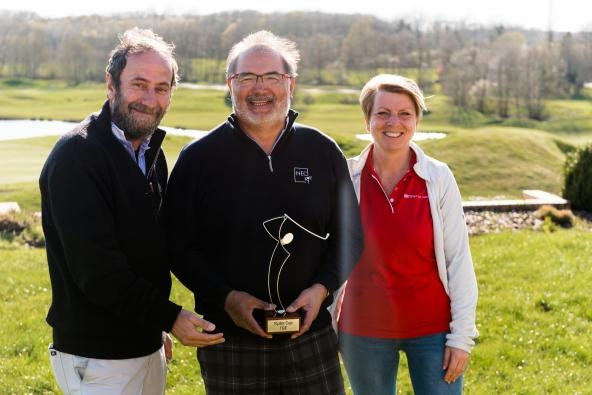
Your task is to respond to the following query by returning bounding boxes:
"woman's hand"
[443,346,470,384]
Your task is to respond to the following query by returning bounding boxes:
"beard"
[231,91,290,131]
[111,91,167,141]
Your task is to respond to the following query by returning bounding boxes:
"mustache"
[129,102,156,114]
[247,95,274,102]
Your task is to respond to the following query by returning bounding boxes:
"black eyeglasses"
[229,72,292,87]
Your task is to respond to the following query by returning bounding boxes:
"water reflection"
[0,120,77,141]
[0,119,208,141]
[355,132,446,142]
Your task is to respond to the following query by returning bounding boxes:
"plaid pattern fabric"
[197,326,345,394]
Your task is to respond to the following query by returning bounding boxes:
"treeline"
[1,10,592,121]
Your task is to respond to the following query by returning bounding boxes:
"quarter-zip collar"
[110,122,152,175]
[228,109,299,172]
[350,141,432,180]
[92,101,166,181]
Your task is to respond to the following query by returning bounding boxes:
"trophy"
[261,214,329,334]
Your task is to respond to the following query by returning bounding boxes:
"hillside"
[419,127,570,199]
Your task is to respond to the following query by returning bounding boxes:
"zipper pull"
[268,155,273,172]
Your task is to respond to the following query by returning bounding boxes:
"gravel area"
[465,210,541,235]
[464,209,592,235]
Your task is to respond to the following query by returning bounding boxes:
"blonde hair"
[359,74,427,120]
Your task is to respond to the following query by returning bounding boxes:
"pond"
[355,132,446,142]
[0,120,208,141]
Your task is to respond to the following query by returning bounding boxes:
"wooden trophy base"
[264,310,301,334]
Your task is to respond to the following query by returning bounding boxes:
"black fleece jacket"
[165,110,363,335]
[39,101,182,359]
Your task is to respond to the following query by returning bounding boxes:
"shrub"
[534,205,575,228]
[0,212,45,247]
[540,216,557,233]
[553,139,576,155]
[448,108,489,127]
[563,144,592,211]
[339,95,358,105]
[301,94,315,105]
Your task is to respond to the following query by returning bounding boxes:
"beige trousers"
[48,344,166,395]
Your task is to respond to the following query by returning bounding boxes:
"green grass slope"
[419,127,570,199]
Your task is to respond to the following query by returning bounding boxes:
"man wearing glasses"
[165,30,363,394]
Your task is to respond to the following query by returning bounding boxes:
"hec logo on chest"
[293,167,312,184]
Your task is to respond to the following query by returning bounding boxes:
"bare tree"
[341,16,379,70]
[301,33,340,84]
[489,32,524,118]
[560,33,592,97]
[521,43,565,120]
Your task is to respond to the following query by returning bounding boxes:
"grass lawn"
[1,229,591,393]
[0,137,60,185]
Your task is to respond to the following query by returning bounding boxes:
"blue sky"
[1,0,589,33]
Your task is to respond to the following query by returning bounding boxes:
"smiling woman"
[337,73,478,395]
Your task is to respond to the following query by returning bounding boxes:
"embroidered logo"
[294,167,312,183]
[403,194,428,199]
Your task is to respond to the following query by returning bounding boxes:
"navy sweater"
[166,110,363,335]
[39,101,181,358]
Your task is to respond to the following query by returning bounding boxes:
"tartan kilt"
[197,325,345,395]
